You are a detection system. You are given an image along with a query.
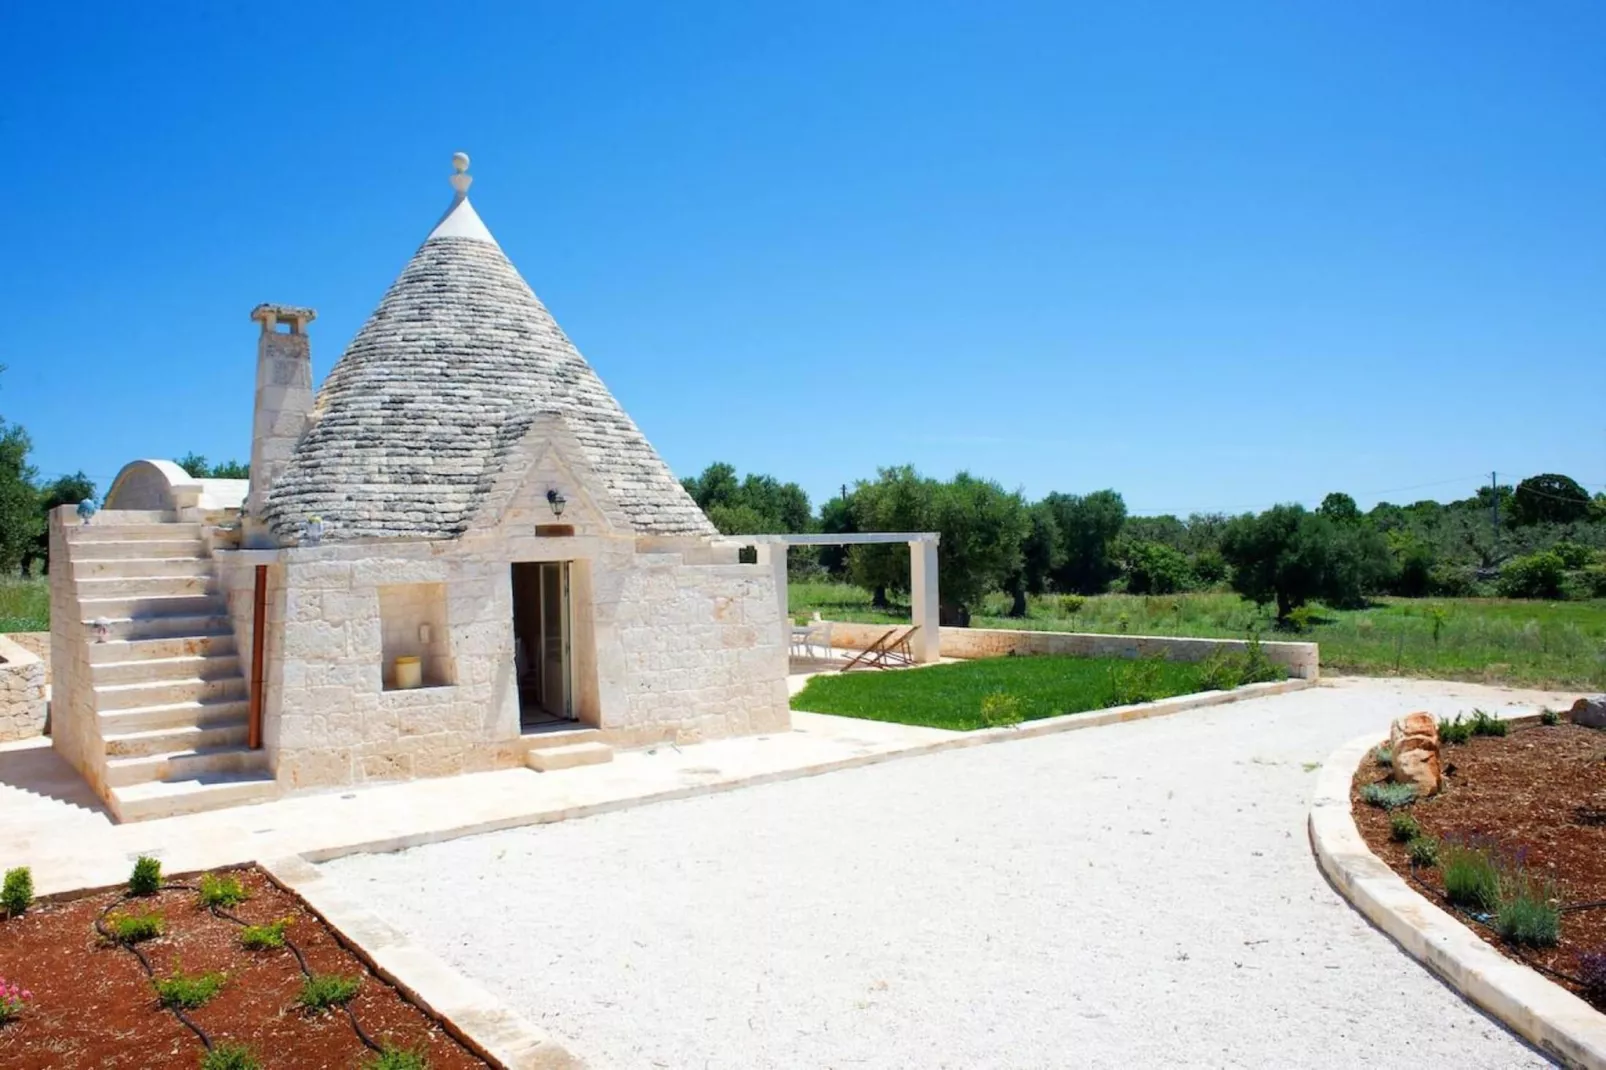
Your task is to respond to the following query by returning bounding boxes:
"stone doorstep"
[1310,730,1606,1070]
[525,742,614,772]
[110,772,278,822]
[259,856,582,1069]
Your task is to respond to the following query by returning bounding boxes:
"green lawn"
[790,654,1223,730]
[790,581,1606,691]
[0,577,47,633]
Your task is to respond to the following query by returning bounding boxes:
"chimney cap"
[250,304,317,333]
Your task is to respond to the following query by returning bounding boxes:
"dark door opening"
[512,561,572,729]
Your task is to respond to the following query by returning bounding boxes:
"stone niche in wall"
[377,582,455,690]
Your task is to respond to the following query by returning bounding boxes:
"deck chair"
[842,626,919,670]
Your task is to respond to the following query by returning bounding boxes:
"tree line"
[683,462,1606,625]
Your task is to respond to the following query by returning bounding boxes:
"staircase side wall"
[48,507,110,798]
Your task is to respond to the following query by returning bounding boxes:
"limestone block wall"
[263,547,522,789]
[1,632,50,685]
[824,621,1321,681]
[0,635,47,742]
[599,549,790,747]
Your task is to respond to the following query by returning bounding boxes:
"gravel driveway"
[323,678,1572,1068]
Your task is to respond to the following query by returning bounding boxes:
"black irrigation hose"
[93,881,387,1060]
[95,892,216,1053]
[209,902,385,1053]
[1405,863,1599,994]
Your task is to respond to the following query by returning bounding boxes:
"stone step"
[94,675,248,712]
[522,727,606,752]
[99,697,252,734]
[73,539,208,560]
[75,557,212,579]
[104,744,268,789]
[77,574,216,599]
[93,653,243,686]
[89,633,237,664]
[102,720,249,759]
[69,522,202,542]
[525,741,614,772]
[79,593,228,620]
[110,772,278,823]
[91,614,234,643]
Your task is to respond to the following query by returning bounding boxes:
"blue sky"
[2,1,1602,517]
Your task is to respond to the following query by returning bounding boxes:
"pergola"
[739,533,941,663]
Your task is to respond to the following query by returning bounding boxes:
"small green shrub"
[979,691,1024,728]
[1467,709,1509,738]
[1438,715,1473,745]
[128,855,163,897]
[1285,605,1316,633]
[298,973,361,1012]
[2,867,33,917]
[1496,871,1561,948]
[1407,836,1440,867]
[364,1047,429,1070]
[1360,781,1417,810]
[1539,707,1561,726]
[1442,844,1502,911]
[1106,656,1169,706]
[1197,651,1244,692]
[155,969,226,1009]
[197,873,248,909]
[107,911,164,944]
[1497,551,1567,600]
[1389,812,1420,843]
[1372,746,1393,768]
[239,918,290,951]
[201,1043,262,1070]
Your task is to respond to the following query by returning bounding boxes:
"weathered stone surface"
[1389,711,1438,752]
[1571,696,1606,729]
[1393,742,1442,797]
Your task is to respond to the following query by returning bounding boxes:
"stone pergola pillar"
[909,538,940,662]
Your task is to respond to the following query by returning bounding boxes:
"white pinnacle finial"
[450,152,472,196]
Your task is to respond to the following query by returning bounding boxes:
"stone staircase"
[67,515,277,821]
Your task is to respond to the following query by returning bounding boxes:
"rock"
[1387,712,1441,796]
[1571,696,1606,729]
[1389,711,1438,752]
[1391,734,1442,796]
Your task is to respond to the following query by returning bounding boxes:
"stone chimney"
[246,304,316,538]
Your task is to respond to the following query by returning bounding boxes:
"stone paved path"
[324,679,1573,1068]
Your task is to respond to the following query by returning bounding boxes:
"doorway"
[511,561,572,729]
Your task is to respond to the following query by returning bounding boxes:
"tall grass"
[789,583,1606,689]
[0,578,47,633]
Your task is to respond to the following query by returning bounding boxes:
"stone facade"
[0,634,47,742]
[823,620,1321,680]
[212,427,791,792]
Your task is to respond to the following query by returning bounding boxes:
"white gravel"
[323,678,1572,1068]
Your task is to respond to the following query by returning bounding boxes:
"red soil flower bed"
[0,865,488,1069]
[1352,719,1606,1010]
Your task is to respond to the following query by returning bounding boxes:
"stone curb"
[301,678,1314,863]
[260,855,584,1069]
[1309,730,1606,1070]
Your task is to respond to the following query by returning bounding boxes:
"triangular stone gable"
[468,412,627,537]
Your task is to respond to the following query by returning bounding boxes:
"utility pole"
[841,483,847,503]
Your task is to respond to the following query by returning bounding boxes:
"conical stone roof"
[263,158,716,542]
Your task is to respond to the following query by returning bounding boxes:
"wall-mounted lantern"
[546,489,567,518]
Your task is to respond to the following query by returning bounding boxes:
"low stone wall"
[0,634,48,741]
[823,621,1320,681]
[2,632,50,685]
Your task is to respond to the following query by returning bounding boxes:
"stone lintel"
[251,303,318,335]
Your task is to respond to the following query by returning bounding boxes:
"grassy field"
[790,581,1606,690]
[791,654,1218,730]
[0,577,47,633]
